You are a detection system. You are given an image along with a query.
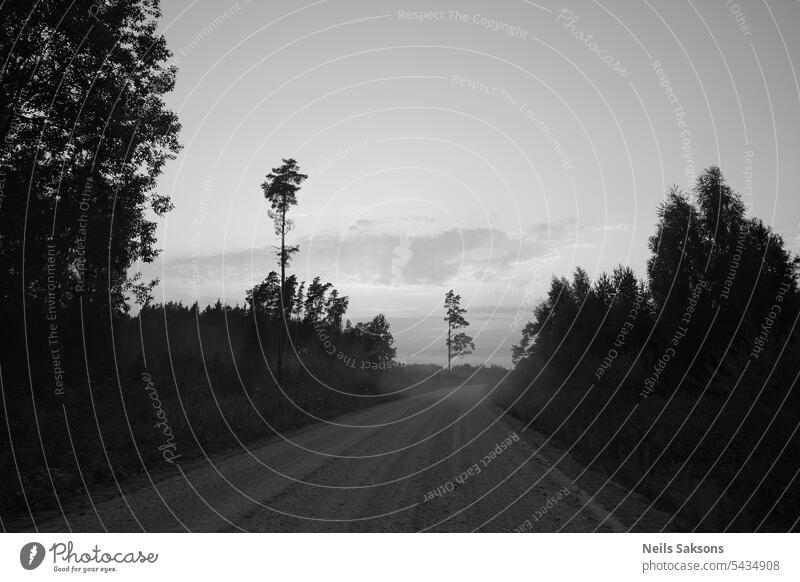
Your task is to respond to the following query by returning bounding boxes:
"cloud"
[298,220,579,286]
[137,219,634,308]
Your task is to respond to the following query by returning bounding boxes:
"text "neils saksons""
[643,543,724,554]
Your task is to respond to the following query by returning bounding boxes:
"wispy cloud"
[143,219,580,294]
[136,218,638,315]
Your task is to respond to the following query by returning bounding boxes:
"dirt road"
[33,383,673,532]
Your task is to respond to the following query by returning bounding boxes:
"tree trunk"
[447,324,451,373]
[277,203,286,382]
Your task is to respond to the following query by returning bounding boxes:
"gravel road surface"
[30,383,673,532]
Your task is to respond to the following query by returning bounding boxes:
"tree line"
[0,3,399,523]
[498,167,799,531]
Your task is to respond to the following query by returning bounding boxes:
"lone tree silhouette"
[444,290,475,372]
[261,158,308,380]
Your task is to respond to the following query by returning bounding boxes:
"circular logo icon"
[20,542,46,570]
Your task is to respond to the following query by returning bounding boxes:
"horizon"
[133,0,800,368]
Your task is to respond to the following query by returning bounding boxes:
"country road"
[30,383,673,532]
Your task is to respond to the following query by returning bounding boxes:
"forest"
[497,167,800,531]
[0,2,414,520]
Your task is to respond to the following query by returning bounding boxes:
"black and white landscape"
[1,0,798,533]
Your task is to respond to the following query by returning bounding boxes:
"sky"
[138,0,800,366]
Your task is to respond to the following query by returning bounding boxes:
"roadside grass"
[494,355,799,531]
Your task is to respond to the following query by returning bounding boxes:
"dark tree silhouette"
[245,271,282,318]
[304,276,333,325]
[262,158,307,288]
[451,333,475,363]
[261,158,308,379]
[325,289,349,331]
[503,166,800,531]
[354,314,397,365]
[0,0,181,313]
[0,0,184,519]
[444,290,474,371]
[293,280,306,319]
[647,187,704,309]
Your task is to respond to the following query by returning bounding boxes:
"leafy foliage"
[0,0,181,314]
